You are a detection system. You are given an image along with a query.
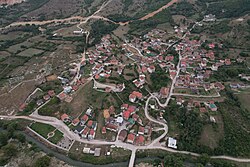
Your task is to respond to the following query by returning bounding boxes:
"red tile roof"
[102,127,106,134]
[81,114,89,122]
[89,129,95,135]
[87,120,93,127]
[61,114,69,121]
[123,111,130,120]
[127,133,135,143]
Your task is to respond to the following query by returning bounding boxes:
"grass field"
[48,130,64,144]
[237,93,250,111]
[17,48,44,57]
[30,122,55,138]
[68,81,108,117]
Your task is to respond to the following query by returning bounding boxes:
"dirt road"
[139,0,178,20]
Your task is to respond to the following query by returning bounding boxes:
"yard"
[48,130,64,144]
[30,122,56,138]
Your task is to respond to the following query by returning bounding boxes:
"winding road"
[1,0,250,166]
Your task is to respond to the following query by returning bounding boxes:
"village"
[12,17,244,159]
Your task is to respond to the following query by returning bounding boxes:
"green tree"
[2,143,17,157]
[0,132,8,147]
[34,156,51,167]
[163,154,183,167]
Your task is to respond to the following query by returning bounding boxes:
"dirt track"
[139,0,178,20]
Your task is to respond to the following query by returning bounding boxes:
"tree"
[34,156,51,167]
[0,132,8,147]
[163,154,183,167]
[2,143,17,157]
[14,133,26,143]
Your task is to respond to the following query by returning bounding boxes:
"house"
[168,137,177,149]
[19,103,26,112]
[88,129,95,140]
[127,133,135,144]
[138,126,144,135]
[87,120,94,128]
[176,97,183,105]
[81,127,90,138]
[48,90,55,97]
[74,125,85,134]
[58,92,67,101]
[121,104,129,110]
[144,125,152,136]
[132,114,139,121]
[160,87,169,98]
[103,109,110,119]
[204,14,216,22]
[214,82,225,90]
[36,99,44,106]
[123,110,131,120]
[109,106,115,115]
[128,105,137,114]
[116,117,123,125]
[83,147,91,154]
[135,135,145,146]
[86,108,93,116]
[94,148,101,157]
[43,95,50,101]
[225,59,231,65]
[80,114,89,125]
[118,129,128,142]
[72,118,80,126]
[61,114,70,122]
[200,107,207,113]
[209,103,217,111]
[102,127,107,134]
[129,94,136,103]
[147,65,155,73]
[106,123,118,132]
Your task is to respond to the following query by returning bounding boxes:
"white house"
[168,137,177,149]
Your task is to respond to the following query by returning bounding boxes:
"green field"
[237,93,250,111]
[48,130,64,144]
[30,122,55,138]
[17,48,44,57]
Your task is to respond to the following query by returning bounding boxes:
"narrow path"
[139,0,178,20]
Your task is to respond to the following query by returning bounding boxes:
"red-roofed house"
[165,56,174,62]
[121,104,129,110]
[106,123,118,132]
[81,114,89,124]
[88,129,95,140]
[147,65,155,73]
[61,114,70,122]
[102,127,106,134]
[135,135,145,146]
[129,94,136,103]
[43,95,50,101]
[58,92,67,101]
[19,103,26,112]
[87,120,93,128]
[123,110,130,120]
[72,118,80,126]
[81,127,90,138]
[127,133,135,144]
[138,126,145,135]
[48,90,55,97]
